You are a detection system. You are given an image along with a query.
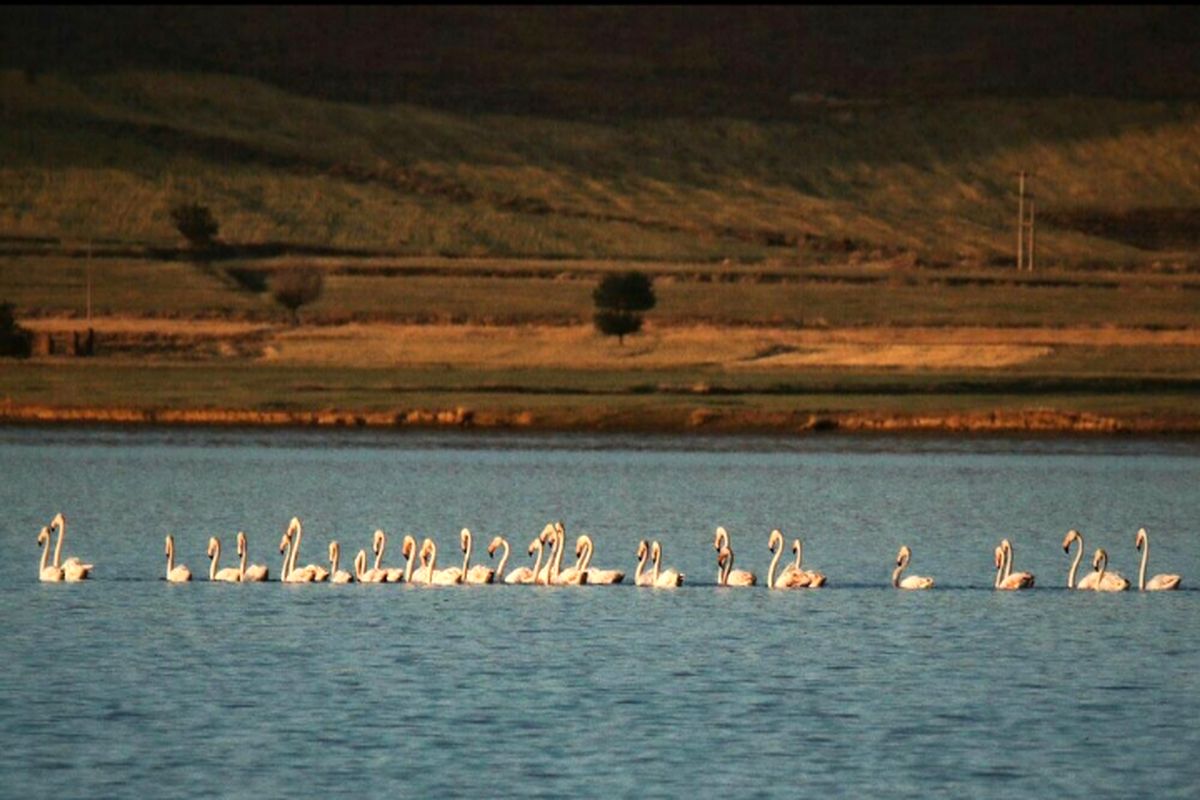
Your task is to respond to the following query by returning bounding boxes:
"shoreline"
[4,403,1198,435]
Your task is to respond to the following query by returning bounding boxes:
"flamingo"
[790,538,827,588]
[1134,528,1181,591]
[575,534,624,585]
[461,528,496,584]
[37,527,64,582]
[420,539,463,585]
[766,530,809,589]
[716,546,756,587]
[164,534,192,582]
[712,527,756,586]
[892,546,934,589]
[649,541,683,588]
[207,536,242,582]
[237,532,269,582]
[48,513,92,581]
[372,530,406,582]
[328,540,355,583]
[994,540,1034,590]
[1090,548,1129,592]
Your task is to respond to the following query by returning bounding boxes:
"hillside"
[3,70,1200,267]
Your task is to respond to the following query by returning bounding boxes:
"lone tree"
[593,271,656,345]
[169,202,219,249]
[271,268,324,325]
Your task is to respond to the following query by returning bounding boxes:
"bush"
[271,268,325,324]
[169,202,219,249]
[593,271,656,344]
[0,301,32,357]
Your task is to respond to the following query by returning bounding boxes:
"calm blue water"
[1,427,1198,798]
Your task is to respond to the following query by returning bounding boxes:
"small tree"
[593,271,656,345]
[271,268,324,324]
[0,301,32,357]
[169,202,219,249]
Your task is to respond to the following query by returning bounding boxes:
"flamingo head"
[487,536,503,557]
[897,545,911,566]
[768,529,783,552]
[402,535,417,558]
[278,532,291,554]
[1134,528,1147,551]
[49,512,65,532]
[636,539,648,559]
[207,537,219,558]
[236,531,247,555]
[460,528,472,552]
[1062,529,1080,553]
[993,546,1004,569]
[717,546,732,569]
[37,527,51,546]
[713,526,728,552]
[1092,548,1107,571]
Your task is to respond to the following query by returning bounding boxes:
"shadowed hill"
[4,7,1200,118]
[2,70,1199,265]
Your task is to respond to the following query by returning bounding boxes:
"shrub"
[0,301,32,357]
[169,202,219,249]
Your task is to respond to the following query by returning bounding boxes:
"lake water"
[2,427,1198,798]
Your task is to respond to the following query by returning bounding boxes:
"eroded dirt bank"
[3,403,1197,434]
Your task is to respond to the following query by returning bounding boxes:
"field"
[1,69,1198,431]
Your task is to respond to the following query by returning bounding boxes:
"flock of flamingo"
[34,511,1183,591]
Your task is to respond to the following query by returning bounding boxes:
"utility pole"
[1016,171,1026,271]
[1015,171,1036,271]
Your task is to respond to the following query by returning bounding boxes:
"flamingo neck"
[52,519,65,568]
[239,538,248,579]
[290,525,304,577]
[715,528,729,553]
[354,550,366,580]
[425,541,437,581]
[210,540,220,581]
[403,540,415,583]
[40,536,51,574]
[530,541,544,583]
[634,545,647,584]
[1067,536,1082,589]
[651,543,661,583]
[330,543,340,574]
[374,533,385,571]
[721,550,734,586]
[1138,537,1149,591]
[167,538,175,576]
[892,560,904,588]
[495,540,510,579]
[1003,543,1014,580]
[1095,554,1106,590]
[552,529,566,582]
[768,542,783,589]
[461,531,471,576]
[794,540,803,571]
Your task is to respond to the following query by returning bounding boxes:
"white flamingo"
[575,534,624,585]
[461,528,496,584]
[766,530,809,589]
[892,546,934,589]
[716,546,756,587]
[164,534,192,583]
[1090,548,1129,592]
[649,541,683,588]
[49,513,92,581]
[994,540,1034,590]
[420,539,463,586]
[713,527,756,586]
[328,540,355,583]
[1134,528,1181,591]
[372,530,406,582]
[237,532,269,582]
[37,527,64,582]
[207,536,242,582]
